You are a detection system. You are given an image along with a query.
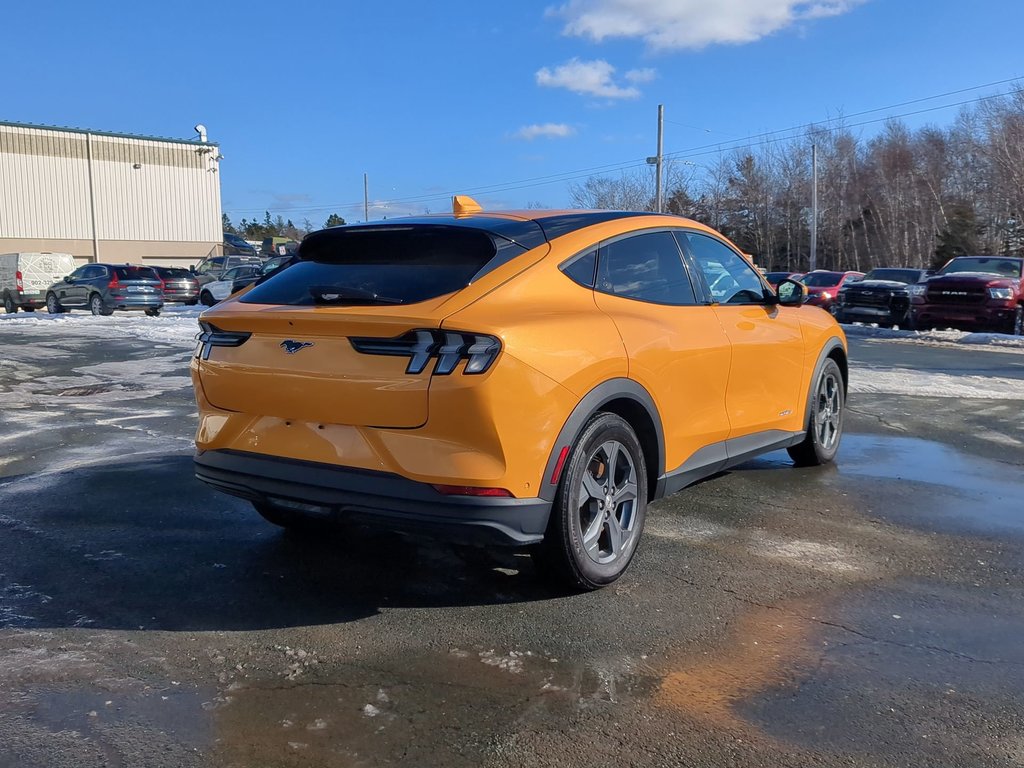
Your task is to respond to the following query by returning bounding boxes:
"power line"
[224,75,1023,217]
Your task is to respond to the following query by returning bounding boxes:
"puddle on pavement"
[837,434,1024,536]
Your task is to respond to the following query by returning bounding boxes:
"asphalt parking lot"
[1,312,1023,767]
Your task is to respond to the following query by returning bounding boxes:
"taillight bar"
[15,270,23,292]
[194,322,252,360]
[350,330,501,376]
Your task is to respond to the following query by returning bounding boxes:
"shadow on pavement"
[0,455,558,632]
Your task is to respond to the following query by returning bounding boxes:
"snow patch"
[842,323,1024,352]
[850,366,1024,400]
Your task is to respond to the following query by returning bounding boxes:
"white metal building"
[0,121,222,265]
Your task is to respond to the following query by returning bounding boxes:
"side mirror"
[776,278,807,307]
[63,275,72,283]
[189,265,196,274]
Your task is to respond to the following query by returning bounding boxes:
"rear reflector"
[431,484,513,498]
[15,271,23,292]
[550,445,570,485]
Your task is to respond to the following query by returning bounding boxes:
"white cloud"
[548,0,866,50]
[514,123,577,140]
[535,58,640,99]
[625,68,656,83]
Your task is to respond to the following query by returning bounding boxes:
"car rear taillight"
[15,271,23,292]
[194,321,252,359]
[431,484,513,498]
[160,279,167,292]
[350,330,501,375]
[108,274,121,291]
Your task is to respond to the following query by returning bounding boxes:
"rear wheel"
[90,294,113,316]
[46,293,64,314]
[3,293,16,314]
[788,358,845,467]
[532,413,647,591]
[185,298,199,306]
[23,306,35,312]
[145,308,161,317]
[1013,305,1023,336]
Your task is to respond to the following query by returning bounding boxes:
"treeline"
[222,212,346,241]
[571,89,1024,271]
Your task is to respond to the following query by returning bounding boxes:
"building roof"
[0,120,217,147]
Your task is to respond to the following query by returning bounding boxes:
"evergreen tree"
[324,213,346,228]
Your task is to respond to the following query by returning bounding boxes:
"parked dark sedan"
[45,264,163,316]
[834,268,931,328]
[152,266,200,305]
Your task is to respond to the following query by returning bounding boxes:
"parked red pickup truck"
[910,256,1023,334]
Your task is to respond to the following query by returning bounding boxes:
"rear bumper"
[163,289,199,303]
[14,291,46,308]
[194,449,552,546]
[107,294,163,310]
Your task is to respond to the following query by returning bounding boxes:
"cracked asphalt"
[1,325,1023,767]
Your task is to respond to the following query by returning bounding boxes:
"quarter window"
[562,250,597,288]
[681,232,767,304]
[596,231,697,306]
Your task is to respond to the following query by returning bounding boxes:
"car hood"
[845,280,910,289]
[929,272,1018,285]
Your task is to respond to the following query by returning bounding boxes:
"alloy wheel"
[576,440,639,565]
[815,371,842,450]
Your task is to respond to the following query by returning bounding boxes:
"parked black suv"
[45,264,163,316]
[834,268,931,328]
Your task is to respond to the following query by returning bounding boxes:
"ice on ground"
[850,366,1024,400]
[0,305,203,346]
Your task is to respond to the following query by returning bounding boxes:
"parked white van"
[0,253,78,314]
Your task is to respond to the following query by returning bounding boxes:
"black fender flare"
[803,336,847,431]
[538,378,665,503]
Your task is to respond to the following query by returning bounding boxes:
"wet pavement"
[1,324,1023,767]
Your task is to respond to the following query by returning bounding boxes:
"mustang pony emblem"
[280,340,314,354]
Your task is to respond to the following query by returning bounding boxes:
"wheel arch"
[539,378,664,503]
[803,337,847,431]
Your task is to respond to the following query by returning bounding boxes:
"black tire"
[1013,305,1023,336]
[185,298,199,306]
[46,293,64,314]
[200,290,215,306]
[145,308,161,317]
[532,412,648,591]
[3,293,16,314]
[23,306,35,312]
[788,357,845,467]
[833,310,846,324]
[90,294,113,316]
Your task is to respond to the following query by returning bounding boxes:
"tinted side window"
[682,232,767,304]
[69,266,90,280]
[562,250,597,288]
[83,266,106,279]
[596,231,696,306]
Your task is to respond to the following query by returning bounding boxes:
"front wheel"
[200,290,215,306]
[1013,305,1023,336]
[46,293,64,314]
[532,412,648,591]
[788,358,845,467]
[3,293,16,314]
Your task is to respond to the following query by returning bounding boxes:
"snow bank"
[850,366,1024,400]
[842,323,1024,352]
[0,305,202,346]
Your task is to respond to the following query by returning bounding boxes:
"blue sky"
[5,1,1024,226]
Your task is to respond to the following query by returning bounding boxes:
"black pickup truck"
[834,268,931,328]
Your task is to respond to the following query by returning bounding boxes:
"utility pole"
[363,173,369,222]
[810,143,818,272]
[646,104,665,213]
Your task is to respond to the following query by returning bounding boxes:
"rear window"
[800,272,843,287]
[113,266,159,280]
[242,226,522,306]
[157,267,191,278]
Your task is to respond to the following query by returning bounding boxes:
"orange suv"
[191,198,847,589]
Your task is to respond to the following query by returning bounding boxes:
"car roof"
[301,210,728,255]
